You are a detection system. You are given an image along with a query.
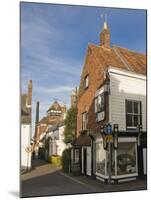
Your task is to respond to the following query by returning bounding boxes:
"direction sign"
[105,123,112,135]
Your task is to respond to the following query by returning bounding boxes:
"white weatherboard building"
[95,67,146,182]
[48,122,67,157]
[21,80,32,170]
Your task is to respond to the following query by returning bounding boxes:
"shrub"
[61,149,70,173]
[50,155,61,167]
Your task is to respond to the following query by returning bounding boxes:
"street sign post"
[104,123,112,184]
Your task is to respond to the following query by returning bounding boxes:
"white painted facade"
[108,67,146,131]
[48,125,67,156]
[21,124,32,169]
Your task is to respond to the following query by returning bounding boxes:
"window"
[95,94,105,113]
[126,100,142,129]
[82,112,88,130]
[96,141,106,175]
[95,94,105,122]
[84,75,89,89]
[117,142,137,175]
[74,149,80,163]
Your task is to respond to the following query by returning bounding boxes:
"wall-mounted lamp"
[113,124,119,149]
[100,124,107,150]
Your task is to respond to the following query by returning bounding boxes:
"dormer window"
[84,75,89,89]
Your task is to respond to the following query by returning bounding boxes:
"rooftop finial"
[104,13,108,29]
[101,12,108,30]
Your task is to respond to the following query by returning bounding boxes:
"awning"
[74,133,91,146]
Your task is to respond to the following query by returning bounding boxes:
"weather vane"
[100,8,108,23]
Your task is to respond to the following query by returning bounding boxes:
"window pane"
[126,101,132,113]
[74,149,79,163]
[134,115,139,126]
[117,142,137,176]
[134,102,139,114]
[96,94,104,112]
[96,141,106,175]
[84,75,89,88]
[126,114,133,127]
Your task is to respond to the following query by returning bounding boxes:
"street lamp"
[137,124,143,146]
[113,124,119,149]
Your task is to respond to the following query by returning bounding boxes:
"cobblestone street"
[21,160,147,198]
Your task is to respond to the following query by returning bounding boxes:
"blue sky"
[20,2,146,135]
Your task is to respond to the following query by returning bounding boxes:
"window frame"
[125,100,142,130]
[84,75,89,89]
[95,93,105,122]
[82,112,88,130]
[74,149,80,163]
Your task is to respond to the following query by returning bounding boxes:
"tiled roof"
[47,101,62,112]
[89,44,146,75]
[74,133,91,146]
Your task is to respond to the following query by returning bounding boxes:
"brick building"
[71,20,147,182]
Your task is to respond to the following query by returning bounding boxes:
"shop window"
[117,142,137,176]
[96,141,106,175]
[84,75,89,89]
[95,94,105,122]
[82,112,88,130]
[126,100,142,129]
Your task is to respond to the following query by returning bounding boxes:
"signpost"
[105,123,112,184]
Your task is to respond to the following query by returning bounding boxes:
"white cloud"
[35,85,74,94]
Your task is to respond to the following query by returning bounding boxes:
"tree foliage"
[61,148,71,173]
[64,106,77,144]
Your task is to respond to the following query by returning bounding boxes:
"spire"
[100,13,110,48]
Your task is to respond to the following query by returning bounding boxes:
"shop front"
[95,136,138,183]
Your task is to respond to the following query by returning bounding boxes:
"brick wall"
[77,45,109,137]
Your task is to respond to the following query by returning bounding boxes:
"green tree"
[64,106,77,144]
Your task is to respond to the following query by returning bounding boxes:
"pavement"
[20,159,147,198]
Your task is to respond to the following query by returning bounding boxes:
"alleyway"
[21,159,147,198]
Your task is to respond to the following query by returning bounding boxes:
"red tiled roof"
[88,44,146,75]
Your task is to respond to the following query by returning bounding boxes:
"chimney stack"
[100,21,110,48]
[27,80,32,107]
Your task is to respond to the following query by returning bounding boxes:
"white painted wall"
[108,68,146,131]
[21,124,31,169]
[48,125,67,156]
[86,146,91,176]
[81,147,84,174]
